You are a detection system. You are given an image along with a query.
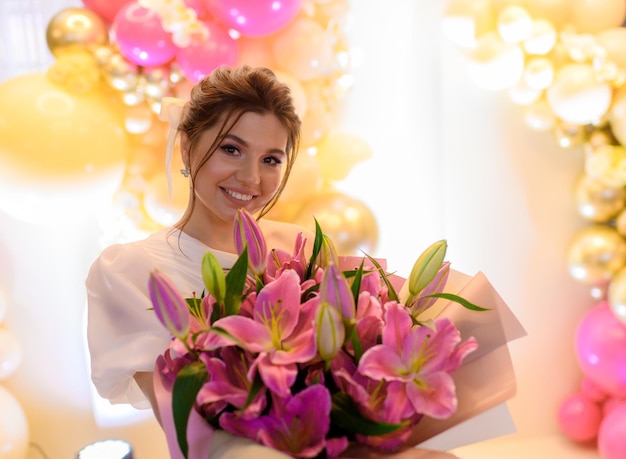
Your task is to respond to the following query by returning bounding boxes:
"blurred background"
[2,0,625,457]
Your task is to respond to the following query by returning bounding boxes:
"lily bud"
[316,234,339,269]
[148,270,190,340]
[202,251,226,304]
[315,301,345,360]
[413,261,451,313]
[320,264,355,322]
[234,208,267,275]
[407,240,448,302]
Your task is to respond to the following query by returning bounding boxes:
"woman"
[86,65,313,432]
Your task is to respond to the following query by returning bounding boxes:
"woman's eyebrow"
[223,134,286,156]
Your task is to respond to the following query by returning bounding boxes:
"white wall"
[0,0,594,457]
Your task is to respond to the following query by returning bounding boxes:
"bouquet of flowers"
[149,209,525,459]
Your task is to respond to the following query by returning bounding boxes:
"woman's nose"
[236,158,261,185]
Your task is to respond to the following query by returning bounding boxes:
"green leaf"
[242,373,264,411]
[172,362,208,458]
[349,259,364,302]
[330,392,408,436]
[364,254,399,302]
[426,292,490,311]
[224,248,249,316]
[306,218,324,279]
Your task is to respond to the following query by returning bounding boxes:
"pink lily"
[196,347,266,416]
[148,270,190,341]
[234,208,267,275]
[320,263,356,323]
[210,269,318,397]
[358,302,478,419]
[265,231,309,282]
[219,384,342,458]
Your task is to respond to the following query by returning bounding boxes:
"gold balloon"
[279,151,323,204]
[609,86,626,147]
[143,156,188,227]
[315,131,372,182]
[575,174,626,222]
[291,192,379,255]
[0,72,128,223]
[616,209,626,237]
[46,7,109,57]
[567,225,626,286]
[597,28,626,72]
[46,50,101,94]
[571,0,626,34]
[523,0,572,29]
[102,53,140,92]
[608,266,626,325]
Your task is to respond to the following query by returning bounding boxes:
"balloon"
[279,151,323,204]
[597,28,626,72]
[546,64,612,126]
[47,50,101,94]
[576,301,626,397]
[0,73,128,223]
[468,32,525,91]
[112,3,177,66]
[508,79,542,106]
[608,266,626,325]
[522,19,557,55]
[574,174,626,222]
[274,71,307,119]
[101,52,140,92]
[235,36,277,69]
[273,18,335,81]
[581,376,609,403]
[175,20,238,83]
[82,0,133,23]
[442,0,495,48]
[291,192,379,255]
[0,385,29,459]
[571,0,626,34]
[598,402,626,459]
[609,86,626,147]
[567,225,626,287]
[143,156,188,226]
[315,131,372,182]
[523,57,554,90]
[523,0,571,28]
[204,0,302,37]
[523,99,556,131]
[496,5,532,44]
[0,329,22,380]
[46,7,109,57]
[557,392,603,442]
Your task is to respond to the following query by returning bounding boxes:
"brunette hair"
[176,65,301,228]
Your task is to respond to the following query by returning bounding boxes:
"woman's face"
[188,111,289,226]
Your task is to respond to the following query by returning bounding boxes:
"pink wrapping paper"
[153,261,526,458]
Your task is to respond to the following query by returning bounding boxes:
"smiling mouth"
[223,188,254,202]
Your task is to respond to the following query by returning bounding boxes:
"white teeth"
[225,189,253,201]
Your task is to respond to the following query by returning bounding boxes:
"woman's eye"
[220,145,240,155]
[263,156,283,166]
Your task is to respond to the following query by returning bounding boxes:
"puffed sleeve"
[86,243,172,409]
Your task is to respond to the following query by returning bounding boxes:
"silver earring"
[180,166,190,178]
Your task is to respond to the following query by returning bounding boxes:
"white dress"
[86,219,311,410]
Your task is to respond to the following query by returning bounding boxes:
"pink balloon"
[175,21,238,83]
[576,301,626,397]
[184,0,210,19]
[112,3,177,66]
[598,402,626,459]
[82,0,133,23]
[203,0,302,37]
[581,376,609,403]
[557,392,603,442]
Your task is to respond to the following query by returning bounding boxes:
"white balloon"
[469,32,525,91]
[546,64,612,125]
[0,329,22,380]
[0,385,29,459]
